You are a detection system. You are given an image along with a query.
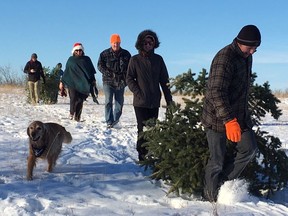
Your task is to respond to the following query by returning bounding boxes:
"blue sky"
[1,0,287,90]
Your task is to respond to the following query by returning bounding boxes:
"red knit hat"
[71,42,84,54]
[110,34,121,44]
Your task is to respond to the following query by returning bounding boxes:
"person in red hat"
[97,34,131,128]
[201,25,261,202]
[60,43,97,122]
[24,53,46,105]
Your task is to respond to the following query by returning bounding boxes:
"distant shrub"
[273,89,288,98]
[0,65,25,86]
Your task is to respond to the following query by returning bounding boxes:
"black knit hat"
[31,53,37,59]
[236,25,261,47]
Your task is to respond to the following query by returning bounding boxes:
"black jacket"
[126,52,172,108]
[97,47,131,88]
[24,60,45,83]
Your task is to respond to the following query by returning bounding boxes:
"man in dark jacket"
[24,53,45,104]
[60,43,96,122]
[201,25,261,202]
[126,29,173,161]
[97,34,131,128]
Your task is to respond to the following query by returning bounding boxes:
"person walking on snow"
[24,53,46,104]
[201,25,261,202]
[97,34,131,128]
[60,43,97,122]
[126,29,173,161]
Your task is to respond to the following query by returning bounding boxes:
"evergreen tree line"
[141,69,288,198]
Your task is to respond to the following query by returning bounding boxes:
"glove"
[225,118,241,142]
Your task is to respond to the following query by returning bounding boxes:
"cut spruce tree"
[141,69,288,198]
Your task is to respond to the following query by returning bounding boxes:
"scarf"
[62,55,96,95]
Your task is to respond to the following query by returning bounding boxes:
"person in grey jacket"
[201,25,261,202]
[126,29,173,161]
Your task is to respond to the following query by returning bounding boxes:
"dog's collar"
[32,146,46,157]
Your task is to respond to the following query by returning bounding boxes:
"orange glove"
[225,118,241,142]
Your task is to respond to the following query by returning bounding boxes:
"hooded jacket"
[201,39,253,132]
[126,30,172,108]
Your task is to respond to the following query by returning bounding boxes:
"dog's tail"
[63,131,72,144]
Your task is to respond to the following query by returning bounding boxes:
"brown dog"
[27,121,72,180]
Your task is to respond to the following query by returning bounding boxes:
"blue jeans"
[103,84,125,124]
[204,128,257,201]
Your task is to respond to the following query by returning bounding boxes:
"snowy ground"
[0,87,288,216]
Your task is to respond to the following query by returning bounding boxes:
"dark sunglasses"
[75,49,83,52]
[144,41,154,46]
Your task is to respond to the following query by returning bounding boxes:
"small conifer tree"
[241,76,288,197]
[26,66,60,104]
[40,66,61,104]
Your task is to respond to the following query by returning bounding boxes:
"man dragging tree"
[201,25,261,202]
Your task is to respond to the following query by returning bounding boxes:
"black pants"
[134,107,159,160]
[68,88,88,121]
[204,128,257,201]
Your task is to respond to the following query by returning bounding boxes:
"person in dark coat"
[54,63,68,97]
[126,29,173,161]
[97,34,131,127]
[60,43,96,122]
[201,25,261,202]
[54,63,64,81]
[24,53,46,104]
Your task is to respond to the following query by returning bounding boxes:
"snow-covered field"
[0,87,288,216]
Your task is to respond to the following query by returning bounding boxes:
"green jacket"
[62,55,96,95]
